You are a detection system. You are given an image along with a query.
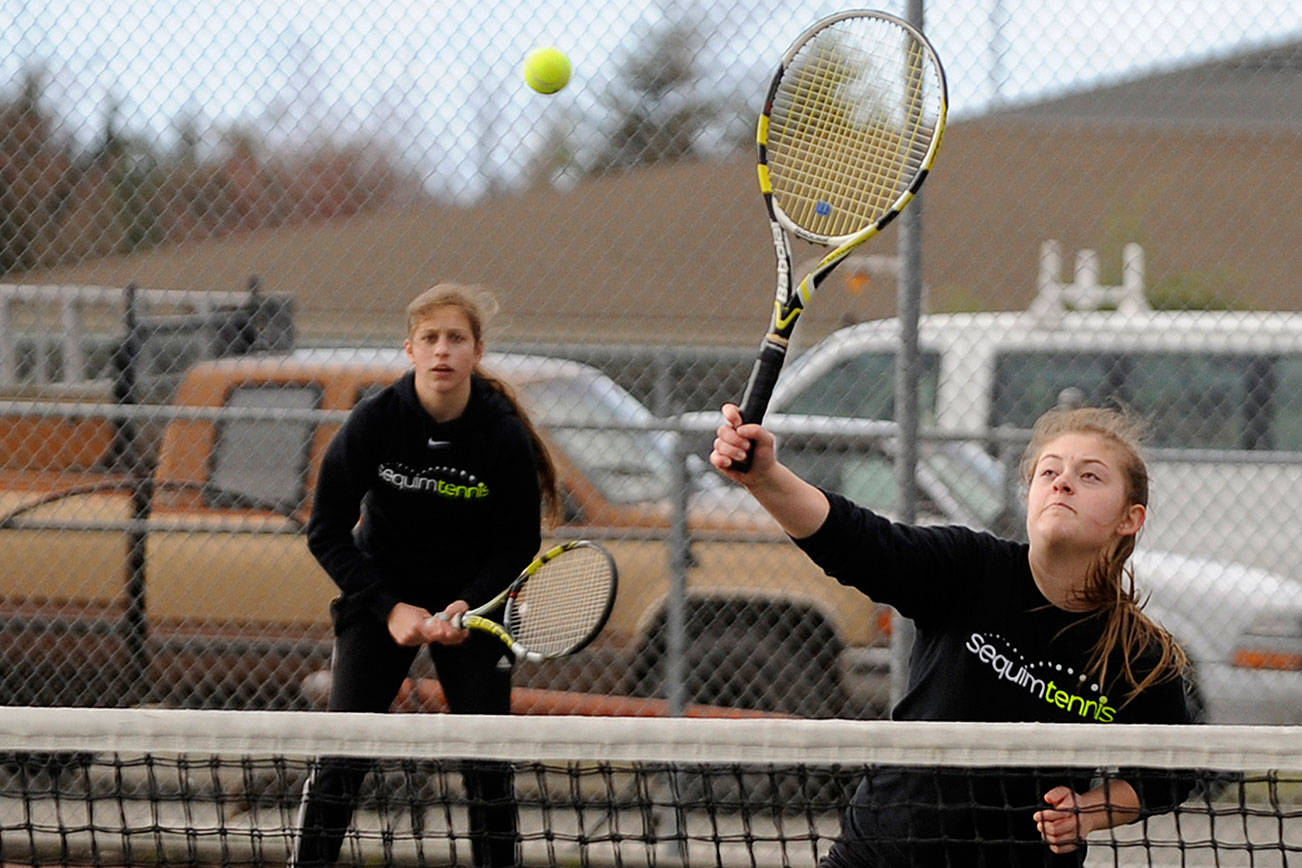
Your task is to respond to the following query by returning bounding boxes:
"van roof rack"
[1029,239,1150,320]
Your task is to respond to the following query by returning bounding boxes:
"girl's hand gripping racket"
[431,540,618,663]
[733,9,948,471]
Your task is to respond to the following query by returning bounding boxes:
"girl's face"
[404,306,483,397]
[1025,432,1145,553]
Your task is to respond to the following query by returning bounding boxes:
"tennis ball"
[524,46,571,94]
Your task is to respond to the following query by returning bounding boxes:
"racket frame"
[451,540,618,663]
[737,9,948,450]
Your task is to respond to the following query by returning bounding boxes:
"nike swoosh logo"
[427,438,452,449]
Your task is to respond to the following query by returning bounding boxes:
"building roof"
[981,38,1302,130]
[18,41,1300,347]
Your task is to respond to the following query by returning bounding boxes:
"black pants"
[291,616,518,867]
[819,769,1089,868]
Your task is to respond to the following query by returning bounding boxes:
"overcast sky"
[3,1,1298,196]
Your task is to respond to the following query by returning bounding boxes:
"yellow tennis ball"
[524,46,571,94]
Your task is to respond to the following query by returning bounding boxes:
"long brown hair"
[406,284,562,526]
[1020,406,1188,702]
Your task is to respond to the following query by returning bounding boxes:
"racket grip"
[733,344,786,473]
[431,611,465,630]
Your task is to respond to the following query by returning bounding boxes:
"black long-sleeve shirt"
[796,491,1194,866]
[307,371,542,631]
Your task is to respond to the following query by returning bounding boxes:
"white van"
[755,280,1302,724]
[771,301,1302,577]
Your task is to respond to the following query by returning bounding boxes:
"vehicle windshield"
[779,430,1010,529]
[919,442,1009,529]
[523,373,678,505]
[779,348,940,423]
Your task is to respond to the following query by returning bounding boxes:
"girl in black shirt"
[710,404,1192,866]
[291,285,560,868]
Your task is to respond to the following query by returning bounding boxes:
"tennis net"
[0,707,1297,866]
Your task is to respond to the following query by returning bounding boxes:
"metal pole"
[60,296,85,383]
[889,0,927,709]
[0,294,14,386]
[666,431,691,717]
[117,283,153,706]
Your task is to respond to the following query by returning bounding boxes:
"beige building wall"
[20,122,1299,347]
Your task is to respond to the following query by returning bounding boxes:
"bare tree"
[0,69,74,273]
[592,18,719,171]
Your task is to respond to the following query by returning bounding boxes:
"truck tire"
[632,600,847,718]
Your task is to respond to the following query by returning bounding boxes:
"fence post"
[117,283,154,706]
[890,0,927,709]
[666,429,691,717]
[0,292,13,386]
[59,292,85,383]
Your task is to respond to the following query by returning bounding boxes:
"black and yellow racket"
[432,540,618,663]
[733,9,948,470]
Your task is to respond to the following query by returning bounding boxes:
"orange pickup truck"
[0,349,891,717]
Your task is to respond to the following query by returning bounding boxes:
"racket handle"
[430,611,465,630]
[733,343,786,473]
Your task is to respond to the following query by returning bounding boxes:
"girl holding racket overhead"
[291,285,560,868]
[711,404,1195,866]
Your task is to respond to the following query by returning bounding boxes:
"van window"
[209,384,321,511]
[782,350,940,423]
[991,351,1301,451]
[782,445,900,515]
[524,373,675,505]
[1276,356,1302,451]
[989,352,1117,432]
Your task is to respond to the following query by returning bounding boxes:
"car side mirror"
[561,485,585,525]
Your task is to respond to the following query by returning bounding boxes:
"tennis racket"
[732,9,948,471]
[431,540,618,663]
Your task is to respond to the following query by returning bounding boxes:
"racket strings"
[766,15,943,240]
[775,48,931,231]
[801,44,898,223]
[508,546,614,656]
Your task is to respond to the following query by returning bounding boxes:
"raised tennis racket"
[431,540,618,663]
[733,9,948,471]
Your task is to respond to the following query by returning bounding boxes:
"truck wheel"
[632,601,847,718]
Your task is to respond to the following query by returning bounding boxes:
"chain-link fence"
[0,2,1298,723]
